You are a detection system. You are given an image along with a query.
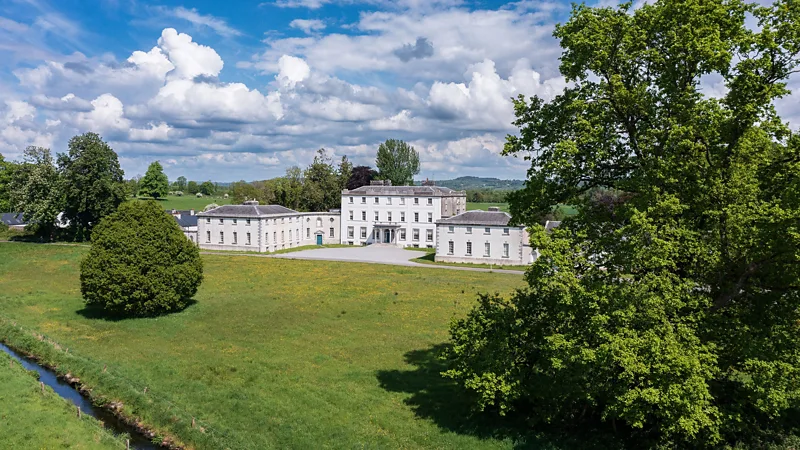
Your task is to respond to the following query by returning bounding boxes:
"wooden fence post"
[77,406,81,419]
[40,381,44,394]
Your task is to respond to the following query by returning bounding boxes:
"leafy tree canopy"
[80,200,203,316]
[447,0,800,447]
[9,147,62,237]
[199,181,215,196]
[176,176,187,192]
[375,139,420,186]
[139,161,169,199]
[346,165,378,190]
[58,133,126,240]
[0,153,18,212]
[187,180,199,194]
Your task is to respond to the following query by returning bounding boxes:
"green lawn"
[0,243,555,449]
[411,252,528,272]
[134,194,232,211]
[0,349,123,449]
[466,202,509,212]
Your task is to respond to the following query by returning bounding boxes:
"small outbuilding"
[434,207,533,266]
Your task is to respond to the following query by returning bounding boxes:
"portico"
[373,223,401,245]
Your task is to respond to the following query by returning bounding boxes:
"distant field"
[134,194,232,211]
[466,202,509,212]
[0,243,547,449]
[0,349,122,449]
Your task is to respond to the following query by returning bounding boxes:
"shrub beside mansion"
[197,181,540,266]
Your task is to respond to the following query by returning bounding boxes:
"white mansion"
[339,181,467,247]
[195,181,548,267]
[197,202,340,252]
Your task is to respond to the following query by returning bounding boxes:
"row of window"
[206,228,335,245]
[348,211,433,223]
[446,225,510,235]
[447,241,510,258]
[346,227,434,242]
[348,196,434,206]
[205,217,332,226]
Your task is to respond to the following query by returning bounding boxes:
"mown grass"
[133,195,232,211]
[411,252,528,271]
[0,349,124,449]
[0,243,554,449]
[466,202,509,212]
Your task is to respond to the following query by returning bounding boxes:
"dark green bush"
[80,200,203,316]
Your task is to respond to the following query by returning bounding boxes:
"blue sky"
[0,0,797,182]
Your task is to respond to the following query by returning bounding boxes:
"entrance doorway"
[316,234,323,245]
[384,229,391,243]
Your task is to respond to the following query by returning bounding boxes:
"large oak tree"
[446,0,800,446]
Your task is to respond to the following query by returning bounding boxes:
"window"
[246,233,251,245]
[427,198,432,205]
[329,227,335,238]
[349,211,354,220]
[503,243,509,258]
[414,197,419,205]
[485,227,491,235]
[466,226,472,234]
[484,242,491,257]
[265,232,269,243]
[348,226,354,239]
[414,212,419,222]
[296,229,299,241]
[400,229,406,240]
[206,231,211,243]
[387,197,392,205]
[233,232,238,244]
[503,228,510,235]
[246,219,251,226]
[349,196,354,203]
[219,218,223,225]
[273,232,277,242]
[448,241,454,254]
[206,218,210,224]
[374,211,379,221]
[466,241,472,255]
[281,231,285,242]
[307,228,310,238]
[387,212,392,222]
[281,218,285,223]
[361,211,366,221]
[427,212,433,223]
[413,229,420,241]
[233,219,237,225]
[316,218,322,227]
[219,232,224,244]
[400,198,406,205]
[361,197,366,204]
[401,212,406,222]
[374,197,379,204]
[289,230,292,241]
[448,226,454,233]
[360,227,367,239]
[426,229,433,242]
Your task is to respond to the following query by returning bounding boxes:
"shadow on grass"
[76,299,198,322]
[376,344,619,450]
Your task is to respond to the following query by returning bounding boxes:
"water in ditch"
[0,343,159,450]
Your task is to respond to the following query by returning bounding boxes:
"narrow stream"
[0,343,159,450]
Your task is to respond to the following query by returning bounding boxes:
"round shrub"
[80,200,203,316]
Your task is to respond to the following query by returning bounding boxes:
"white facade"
[339,183,466,248]
[434,210,534,266]
[197,204,340,253]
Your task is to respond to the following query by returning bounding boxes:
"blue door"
[316,234,323,245]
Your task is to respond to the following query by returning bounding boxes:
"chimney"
[190,209,195,216]
[171,209,177,214]
[488,207,500,212]
[385,180,392,186]
[370,180,384,186]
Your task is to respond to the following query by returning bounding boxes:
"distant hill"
[421,176,524,191]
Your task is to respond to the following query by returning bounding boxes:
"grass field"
[411,252,528,271]
[0,349,123,449]
[466,202,509,212]
[134,195,232,211]
[0,243,551,449]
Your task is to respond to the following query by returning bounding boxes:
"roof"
[1,212,26,226]
[173,214,198,228]
[343,185,464,196]
[197,204,299,218]
[437,210,513,226]
[544,221,562,232]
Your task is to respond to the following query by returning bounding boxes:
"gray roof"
[343,185,464,196]
[173,214,198,228]
[197,204,298,218]
[544,221,562,232]
[437,210,512,226]
[1,212,26,226]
